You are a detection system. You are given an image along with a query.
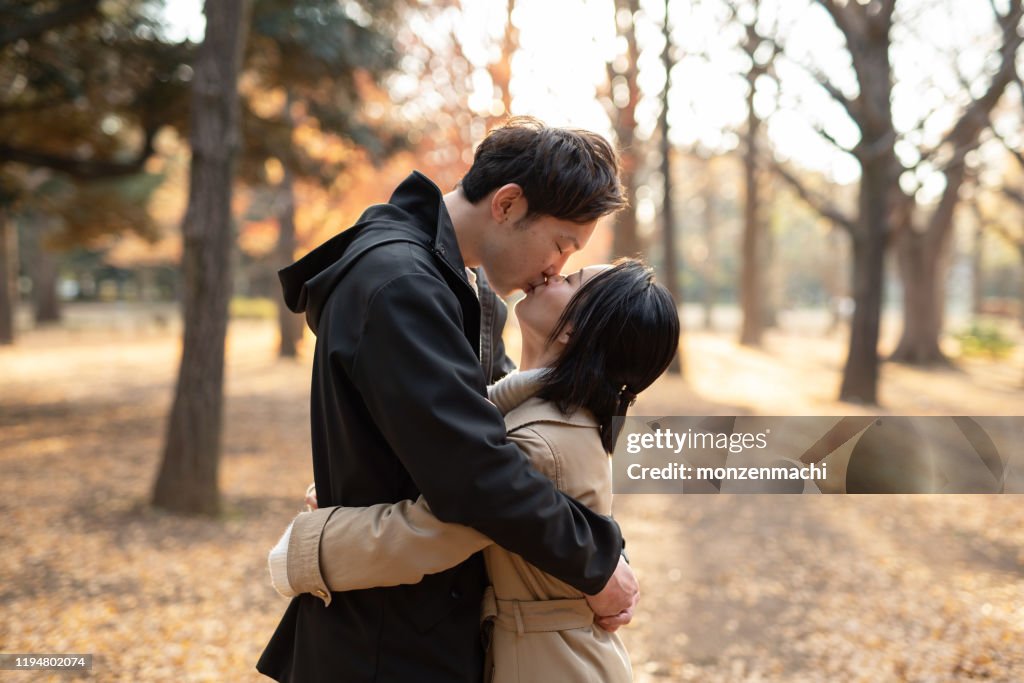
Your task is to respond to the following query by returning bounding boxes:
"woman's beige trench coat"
[283,395,633,683]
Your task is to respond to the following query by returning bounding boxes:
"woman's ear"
[555,326,572,346]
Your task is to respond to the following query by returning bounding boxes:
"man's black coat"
[257,172,623,683]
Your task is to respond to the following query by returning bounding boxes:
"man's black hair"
[460,116,627,224]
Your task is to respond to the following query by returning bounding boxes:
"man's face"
[478,214,597,297]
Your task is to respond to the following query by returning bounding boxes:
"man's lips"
[524,279,546,295]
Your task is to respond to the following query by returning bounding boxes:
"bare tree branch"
[0,127,157,180]
[940,2,1024,154]
[1003,185,1024,207]
[879,0,898,25]
[991,125,1024,171]
[908,58,974,167]
[812,121,853,155]
[0,0,101,49]
[806,62,861,125]
[781,86,857,156]
[0,97,68,118]
[815,0,857,38]
[856,129,898,162]
[770,156,857,233]
[720,0,740,23]
[917,0,1024,240]
[973,195,1023,248]
[771,8,862,126]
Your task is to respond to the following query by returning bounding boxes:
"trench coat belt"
[480,586,595,635]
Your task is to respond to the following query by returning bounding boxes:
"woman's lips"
[524,280,547,296]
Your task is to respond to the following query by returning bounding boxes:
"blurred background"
[1,0,1022,681]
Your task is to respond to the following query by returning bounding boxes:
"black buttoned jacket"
[256,172,623,683]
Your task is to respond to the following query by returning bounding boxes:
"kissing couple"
[257,117,680,683]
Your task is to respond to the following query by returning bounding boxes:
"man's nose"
[543,258,567,278]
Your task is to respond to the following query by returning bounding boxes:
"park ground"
[1,304,1023,681]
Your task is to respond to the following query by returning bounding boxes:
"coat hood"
[277,171,467,331]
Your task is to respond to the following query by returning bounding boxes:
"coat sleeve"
[344,272,622,595]
[286,497,492,601]
[284,427,572,599]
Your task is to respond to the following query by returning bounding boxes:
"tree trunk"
[609,0,642,259]
[485,0,518,128]
[890,0,1021,361]
[660,0,682,376]
[30,221,61,324]
[611,181,641,258]
[834,1,899,406]
[153,0,250,516]
[0,209,16,345]
[701,163,716,330]
[276,166,303,358]
[824,226,847,333]
[971,221,983,316]
[1017,247,1024,329]
[934,223,955,335]
[761,220,780,328]
[891,149,964,365]
[739,63,763,346]
[841,236,885,403]
[891,230,948,365]
[839,156,889,405]
[741,147,765,344]
[33,249,61,323]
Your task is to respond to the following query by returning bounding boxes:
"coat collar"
[388,171,467,279]
[505,396,599,434]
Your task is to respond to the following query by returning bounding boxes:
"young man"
[257,118,637,683]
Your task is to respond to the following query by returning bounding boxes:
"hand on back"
[585,556,639,633]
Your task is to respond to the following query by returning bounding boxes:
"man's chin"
[477,266,513,297]
[492,278,520,298]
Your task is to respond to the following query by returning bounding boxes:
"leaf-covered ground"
[1,309,1022,681]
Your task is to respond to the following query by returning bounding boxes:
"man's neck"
[443,189,482,269]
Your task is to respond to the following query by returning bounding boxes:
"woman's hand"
[304,482,318,511]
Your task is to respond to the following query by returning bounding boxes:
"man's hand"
[584,556,639,633]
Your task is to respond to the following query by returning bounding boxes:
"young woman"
[270,259,680,683]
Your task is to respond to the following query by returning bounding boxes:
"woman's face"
[515,264,611,340]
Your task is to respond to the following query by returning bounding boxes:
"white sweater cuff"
[268,520,297,598]
[487,368,547,415]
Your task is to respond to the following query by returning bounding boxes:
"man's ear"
[491,184,525,223]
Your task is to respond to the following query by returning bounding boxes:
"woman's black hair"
[536,258,681,453]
